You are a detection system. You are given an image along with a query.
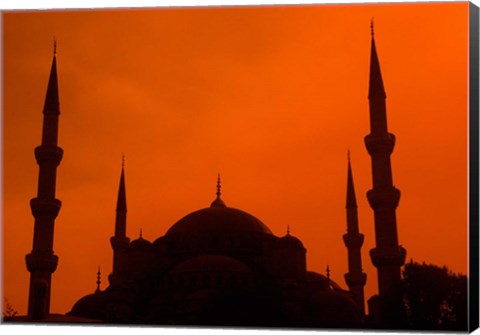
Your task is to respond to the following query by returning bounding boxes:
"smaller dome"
[130,236,152,250]
[69,291,106,320]
[278,234,304,249]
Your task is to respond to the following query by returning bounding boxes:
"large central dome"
[166,175,273,236]
[165,206,273,235]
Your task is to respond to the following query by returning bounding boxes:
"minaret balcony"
[30,197,62,218]
[344,272,367,287]
[34,145,63,166]
[25,252,58,273]
[342,233,364,248]
[366,187,400,209]
[369,246,406,268]
[364,133,395,155]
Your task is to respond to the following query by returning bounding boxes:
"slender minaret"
[25,42,63,319]
[364,22,406,326]
[343,152,367,314]
[109,157,130,284]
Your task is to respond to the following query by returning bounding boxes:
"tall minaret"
[109,158,130,284]
[343,152,367,314]
[25,42,63,319]
[364,22,406,326]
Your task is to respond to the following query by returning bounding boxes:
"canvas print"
[1,1,478,332]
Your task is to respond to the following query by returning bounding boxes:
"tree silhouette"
[2,298,18,321]
[402,260,467,331]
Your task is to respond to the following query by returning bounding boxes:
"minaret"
[364,22,406,326]
[25,42,63,319]
[109,157,130,284]
[343,152,367,314]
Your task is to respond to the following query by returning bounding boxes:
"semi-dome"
[166,206,273,236]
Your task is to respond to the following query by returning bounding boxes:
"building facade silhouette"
[25,28,406,328]
[68,173,364,327]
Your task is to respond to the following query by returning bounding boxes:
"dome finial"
[96,266,101,293]
[210,173,226,207]
[287,225,291,235]
[216,173,221,197]
[139,228,143,238]
[326,264,331,281]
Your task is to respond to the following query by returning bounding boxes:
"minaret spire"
[116,160,127,214]
[109,158,130,284]
[364,25,406,327]
[343,153,367,314]
[368,24,387,134]
[26,48,64,319]
[346,152,358,210]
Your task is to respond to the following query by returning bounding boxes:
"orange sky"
[2,2,470,316]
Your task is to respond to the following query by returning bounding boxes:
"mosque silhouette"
[23,24,407,329]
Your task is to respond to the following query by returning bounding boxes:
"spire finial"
[347,149,351,162]
[96,266,101,293]
[326,264,331,280]
[370,18,374,37]
[216,173,221,197]
[53,37,57,55]
[210,173,226,207]
[287,225,290,235]
[122,153,125,169]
